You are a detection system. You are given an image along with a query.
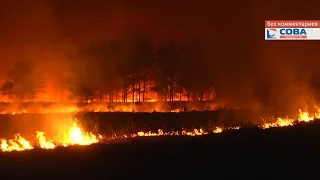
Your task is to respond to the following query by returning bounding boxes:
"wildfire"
[262,108,320,129]
[130,126,238,137]
[297,109,320,122]
[262,117,295,129]
[61,122,99,146]
[0,121,100,152]
[1,135,33,152]
[0,103,207,114]
[1,108,320,152]
[36,132,55,149]
[132,128,211,137]
[0,122,228,152]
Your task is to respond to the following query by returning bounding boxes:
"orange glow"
[0,77,215,103]
[0,101,218,114]
[1,108,320,152]
[1,119,100,152]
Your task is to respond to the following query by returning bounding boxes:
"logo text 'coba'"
[279,28,307,35]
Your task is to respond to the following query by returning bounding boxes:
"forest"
[0,37,217,103]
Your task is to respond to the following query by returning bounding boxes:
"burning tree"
[0,60,46,101]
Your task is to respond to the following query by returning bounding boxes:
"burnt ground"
[0,121,319,179]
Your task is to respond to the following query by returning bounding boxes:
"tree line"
[1,37,216,102]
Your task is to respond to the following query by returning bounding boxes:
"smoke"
[0,0,76,101]
[0,0,320,114]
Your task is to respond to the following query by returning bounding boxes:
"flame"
[261,108,320,129]
[0,102,215,114]
[1,120,99,152]
[61,122,99,146]
[213,127,223,133]
[36,132,55,149]
[170,109,181,112]
[131,127,225,137]
[262,117,295,129]
[297,109,318,122]
[0,125,227,152]
[1,135,33,152]
[1,108,320,152]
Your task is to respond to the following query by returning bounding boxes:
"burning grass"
[0,107,319,152]
[0,102,219,114]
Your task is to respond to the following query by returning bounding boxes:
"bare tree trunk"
[169,78,174,101]
[171,82,173,101]
[172,84,174,101]
[143,80,146,102]
[123,88,126,102]
[138,81,141,102]
[168,84,171,101]
[132,82,135,102]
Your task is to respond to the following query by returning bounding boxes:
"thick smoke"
[0,0,320,115]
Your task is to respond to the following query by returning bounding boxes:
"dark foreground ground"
[0,121,320,179]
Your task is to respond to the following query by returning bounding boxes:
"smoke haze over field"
[0,0,320,114]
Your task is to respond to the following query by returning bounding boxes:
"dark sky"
[0,0,320,112]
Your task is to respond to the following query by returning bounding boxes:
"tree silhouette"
[101,41,131,102]
[154,41,180,101]
[127,37,154,102]
[149,62,167,101]
[63,38,217,103]
[177,40,215,101]
[114,40,134,102]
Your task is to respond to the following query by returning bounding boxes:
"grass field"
[0,110,262,138]
[0,120,319,179]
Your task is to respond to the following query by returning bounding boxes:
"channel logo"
[279,28,307,39]
[266,29,277,39]
[265,20,320,40]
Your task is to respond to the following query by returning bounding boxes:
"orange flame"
[1,108,320,152]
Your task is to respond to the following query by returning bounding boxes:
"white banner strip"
[265,28,320,40]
